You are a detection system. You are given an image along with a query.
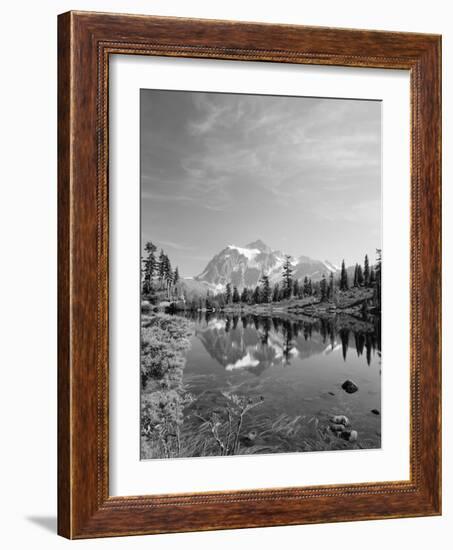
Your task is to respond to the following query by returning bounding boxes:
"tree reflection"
[182,310,381,371]
[339,328,350,361]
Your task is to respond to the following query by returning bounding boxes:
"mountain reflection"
[181,312,381,375]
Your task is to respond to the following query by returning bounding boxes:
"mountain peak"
[195,241,340,290]
[245,239,271,253]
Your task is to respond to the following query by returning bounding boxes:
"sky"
[141,89,381,278]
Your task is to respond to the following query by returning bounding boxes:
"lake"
[180,311,381,454]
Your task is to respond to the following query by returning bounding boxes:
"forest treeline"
[141,242,382,313]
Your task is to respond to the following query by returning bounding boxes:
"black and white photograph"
[0,0,446,545]
[140,89,382,460]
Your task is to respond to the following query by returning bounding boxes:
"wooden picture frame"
[58,10,441,539]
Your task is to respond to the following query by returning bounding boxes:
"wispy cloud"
[154,94,381,213]
[142,189,197,204]
[152,238,196,251]
[188,94,228,135]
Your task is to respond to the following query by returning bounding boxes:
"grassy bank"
[140,312,194,459]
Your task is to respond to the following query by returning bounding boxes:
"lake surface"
[180,312,381,453]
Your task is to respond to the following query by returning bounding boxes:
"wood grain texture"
[57,11,442,539]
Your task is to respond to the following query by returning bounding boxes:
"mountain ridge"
[195,240,341,291]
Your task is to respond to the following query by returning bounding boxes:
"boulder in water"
[341,380,359,394]
[340,429,358,442]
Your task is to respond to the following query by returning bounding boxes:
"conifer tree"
[205,290,212,310]
[320,274,327,301]
[158,249,166,284]
[307,278,313,296]
[353,264,359,287]
[364,254,370,287]
[293,279,300,298]
[374,248,382,311]
[272,283,280,302]
[260,274,271,303]
[303,276,310,297]
[163,255,172,288]
[173,266,179,286]
[328,271,334,300]
[369,267,376,285]
[340,259,349,291]
[282,255,293,299]
[142,241,157,294]
[225,282,232,304]
[232,286,240,303]
[163,256,173,299]
[252,285,261,304]
[240,287,249,303]
[357,264,364,286]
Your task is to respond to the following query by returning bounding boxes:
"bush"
[141,313,194,458]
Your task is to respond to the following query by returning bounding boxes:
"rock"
[330,423,346,433]
[330,415,350,426]
[341,379,359,394]
[328,391,335,396]
[371,409,380,415]
[340,429,358,442]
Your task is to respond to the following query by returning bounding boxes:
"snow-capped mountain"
[195,240,340,290]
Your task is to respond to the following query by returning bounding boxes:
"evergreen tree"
[357,264,364,286]
[312,281,320,297]
[205,290,212,310]
[328,271,334,300]
[252,285,261,304]
[282,255,293,299]
[307,278,313,296]
[164,254,173,288]
[303,276,310,297]
[158,249,166,283]
[369,267,376,285]
[320,274,327,301]
[225,282,232,304]
[163,255,173,295]
[353,264,359,287]
[272,283,280,302]
[364,254,370,287]
[240,287,249,303]
[232,286,240,303]
[142,241,157,294]
[173,266,179,286]
[340,259,349,291]
[260,275,271,303]
[165,255,172,281]
[374,248,382,311]
[293,279,300,298]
